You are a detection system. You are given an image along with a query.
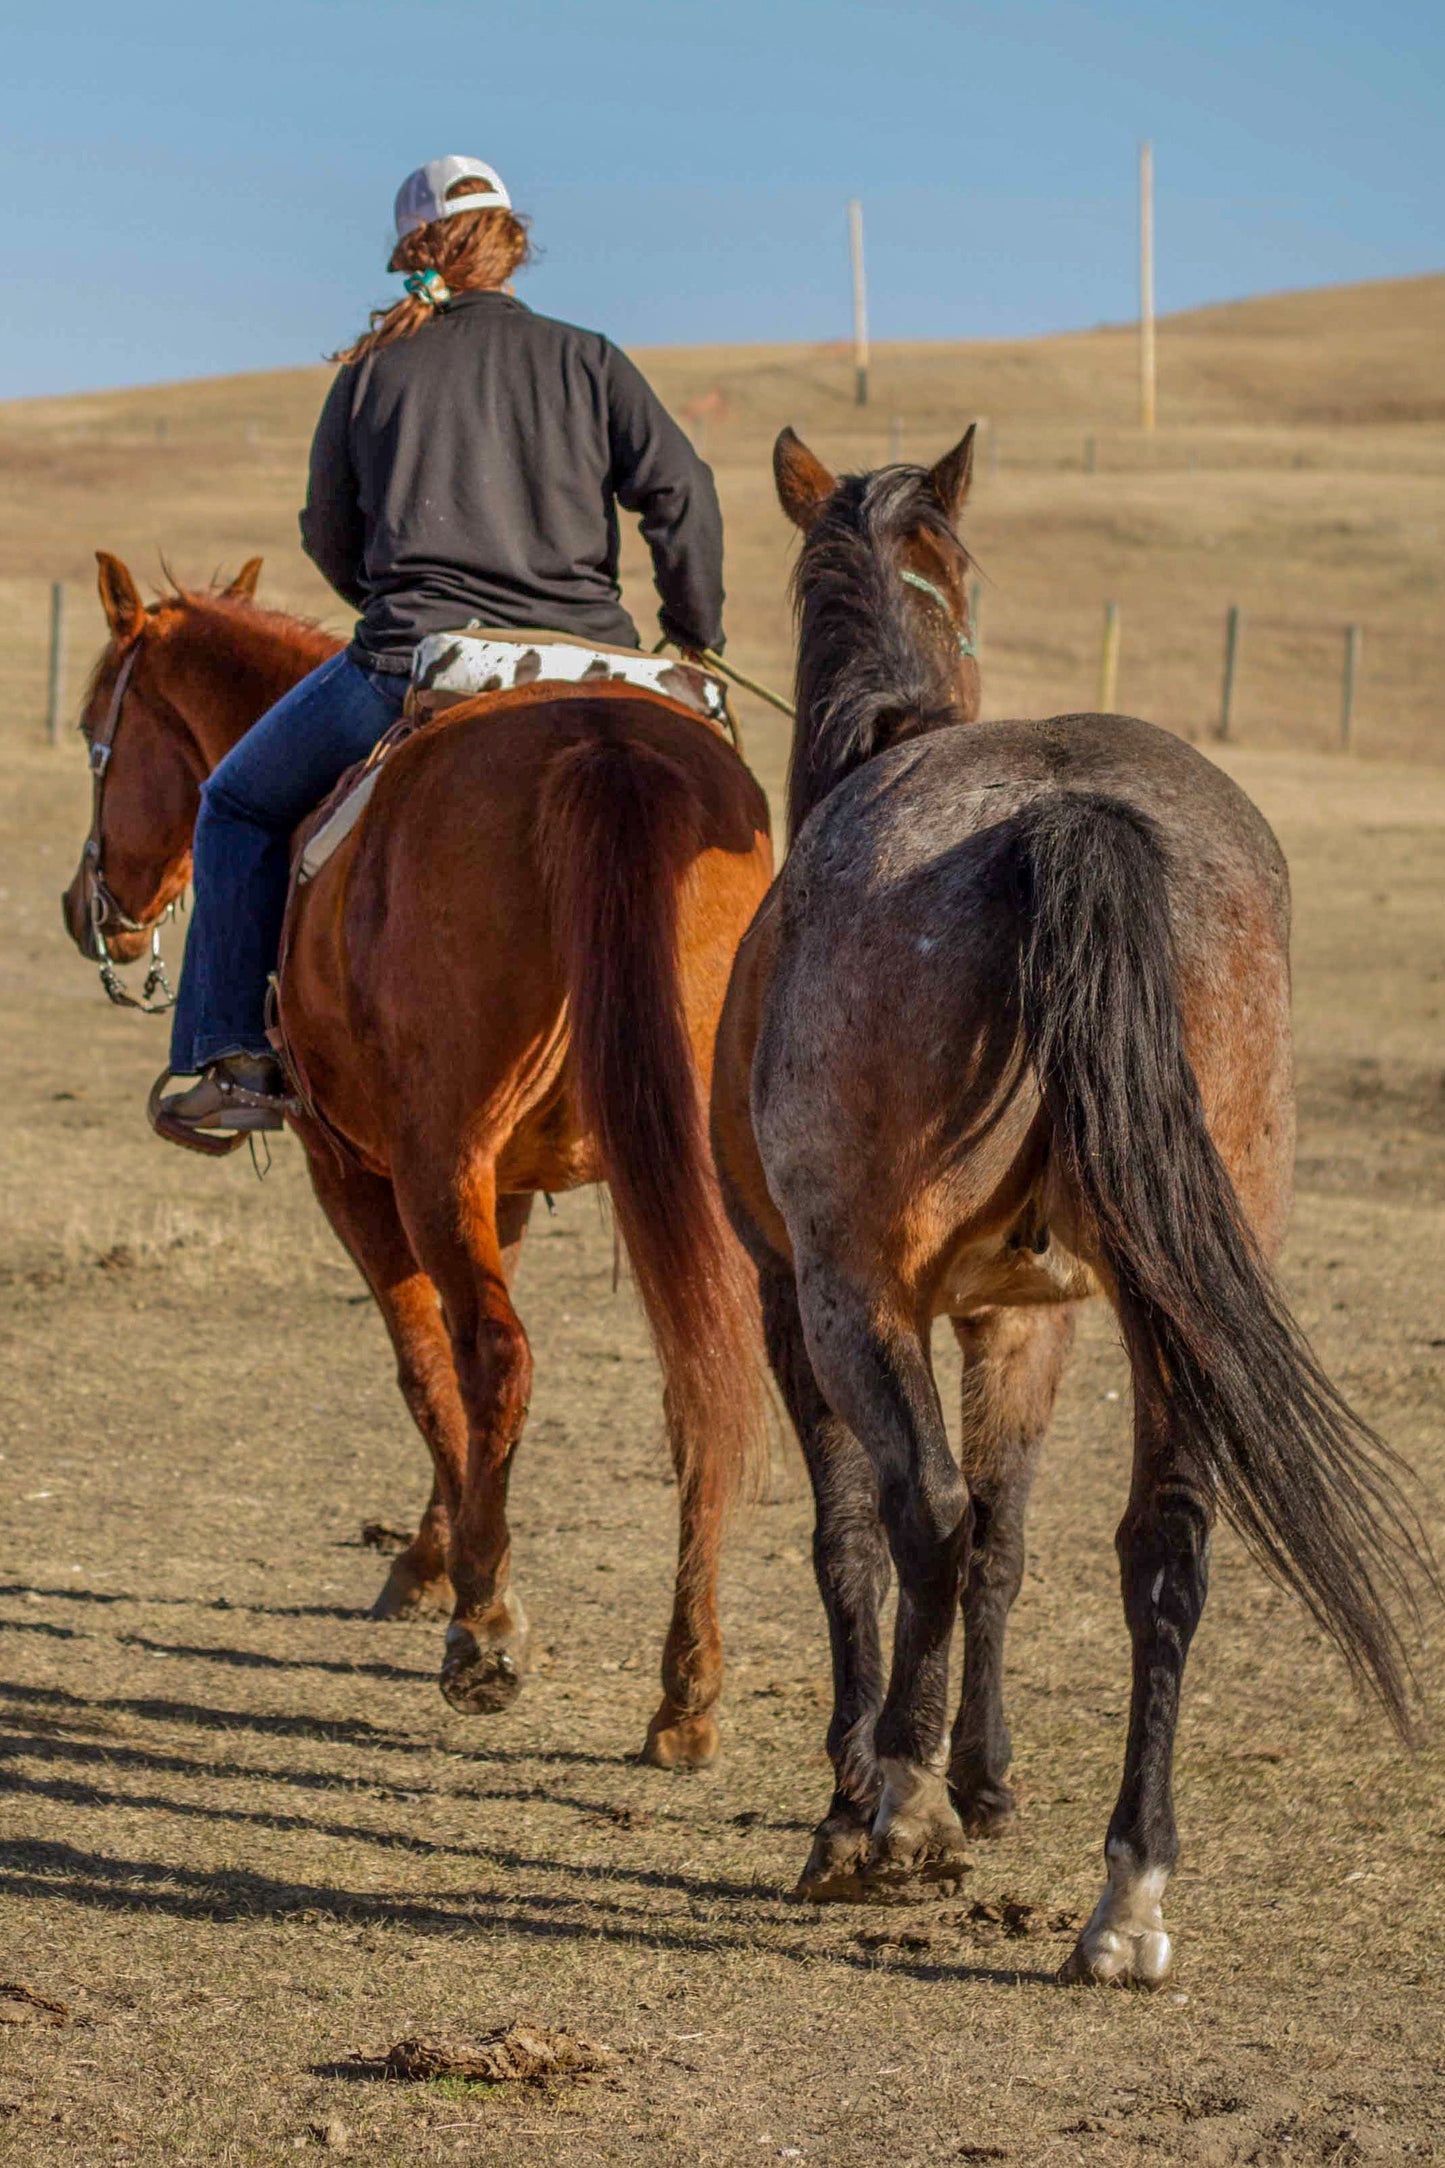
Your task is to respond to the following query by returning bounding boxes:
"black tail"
[1011,791,1433,1736]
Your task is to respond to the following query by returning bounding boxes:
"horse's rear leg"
[304,1148,469,1620]
[752,1259,892,1896]
[799,1253,973,1899]
[947,1306,1074,1834]
[1060,1384,1214,1989]
[392,1160,536,1715]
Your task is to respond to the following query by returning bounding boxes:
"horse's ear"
[225,556,263,602]
[95,551,146,640]
[928,424,977,525]
[774,427,837,530]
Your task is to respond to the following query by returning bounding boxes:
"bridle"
[900,567,977,659]
[81,639,179,1014]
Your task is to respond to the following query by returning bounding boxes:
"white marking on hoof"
[1060,1847,1173,1989]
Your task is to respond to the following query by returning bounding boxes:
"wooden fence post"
[1084,434,1097,474]
[1098,601,1121,711]
[1139,141,1157,433]
[46,581,67,746]
[848,198,869,407]
[1340,624,1361,751]
[888,415,904,462]
[1218,605,1241,741]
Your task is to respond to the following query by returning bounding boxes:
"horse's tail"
[537,727,767,1540]
[1010,790,1433,1737]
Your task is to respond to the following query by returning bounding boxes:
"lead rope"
[693,647,795,718]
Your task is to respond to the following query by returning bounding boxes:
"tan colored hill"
[2,273,1442,793]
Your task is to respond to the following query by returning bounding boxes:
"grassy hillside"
[1,274,1441,791]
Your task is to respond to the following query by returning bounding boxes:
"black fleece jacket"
[300,289,724,666]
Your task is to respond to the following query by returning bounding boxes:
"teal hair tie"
[403,269,451,307]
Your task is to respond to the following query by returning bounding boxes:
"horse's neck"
[790,603,958,836]
[162,606,333,776]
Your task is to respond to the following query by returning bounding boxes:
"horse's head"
[61,551,266,965]
[772,424,980,837]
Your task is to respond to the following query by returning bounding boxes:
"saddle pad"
[297,635,729,887]
[410,630,730,724]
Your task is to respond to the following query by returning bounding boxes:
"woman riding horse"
[162,153,725,1141]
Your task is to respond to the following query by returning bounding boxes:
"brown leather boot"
[158,1053,288,1134]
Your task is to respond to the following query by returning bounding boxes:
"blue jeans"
[170,650,409,1074]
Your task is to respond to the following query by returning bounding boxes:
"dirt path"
[1,743,1442,2165]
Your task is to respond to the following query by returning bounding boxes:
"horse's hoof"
[795,1813,874,1902]
[368,1558,455,1623]
[1057,1922,1172,1990]
[1059,1855,1173,1987]
[439,1624,525,1714]
[952,1778,1017,1840]
[641,1708,719,1770]
[861,1758,972,1897]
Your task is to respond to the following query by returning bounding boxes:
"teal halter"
[900,568,976,658]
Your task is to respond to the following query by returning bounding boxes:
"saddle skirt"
[297,631,732,886]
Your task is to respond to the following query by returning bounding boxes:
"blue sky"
[2,0,1440,397]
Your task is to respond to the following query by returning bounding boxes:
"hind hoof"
[642,1708,719,1770]
[1058,1923,1172,1990]
[439,1625,526,1714]
[1059,1852,1173,1988]
[369,1558,455,1623]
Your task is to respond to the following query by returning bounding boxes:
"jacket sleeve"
[299,368,368,610]
[603,344,725,653]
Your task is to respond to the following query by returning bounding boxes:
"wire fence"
[6,569,1439,769]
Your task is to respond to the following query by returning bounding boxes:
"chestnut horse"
[63,553,772,1768]
[711,428,1431,1982]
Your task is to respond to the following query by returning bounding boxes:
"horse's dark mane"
[788,464,973,840]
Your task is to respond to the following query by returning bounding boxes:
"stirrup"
[147,1066,268,1157]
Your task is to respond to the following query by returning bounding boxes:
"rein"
[82,642,179,1015]
[900,568,976,658]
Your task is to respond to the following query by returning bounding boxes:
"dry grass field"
[0,277,1443,2165]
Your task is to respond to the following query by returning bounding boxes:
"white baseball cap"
[393,156,511,240]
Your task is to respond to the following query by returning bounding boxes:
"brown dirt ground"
[1,279,1443,2165]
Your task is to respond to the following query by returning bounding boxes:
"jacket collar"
[441,288,526,316]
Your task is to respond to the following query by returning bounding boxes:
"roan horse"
[710,426,1432,1983]
[63,552,773,1768]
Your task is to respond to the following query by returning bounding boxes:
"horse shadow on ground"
[0,1678,1058,1990]
[0,1833,1053,1990]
